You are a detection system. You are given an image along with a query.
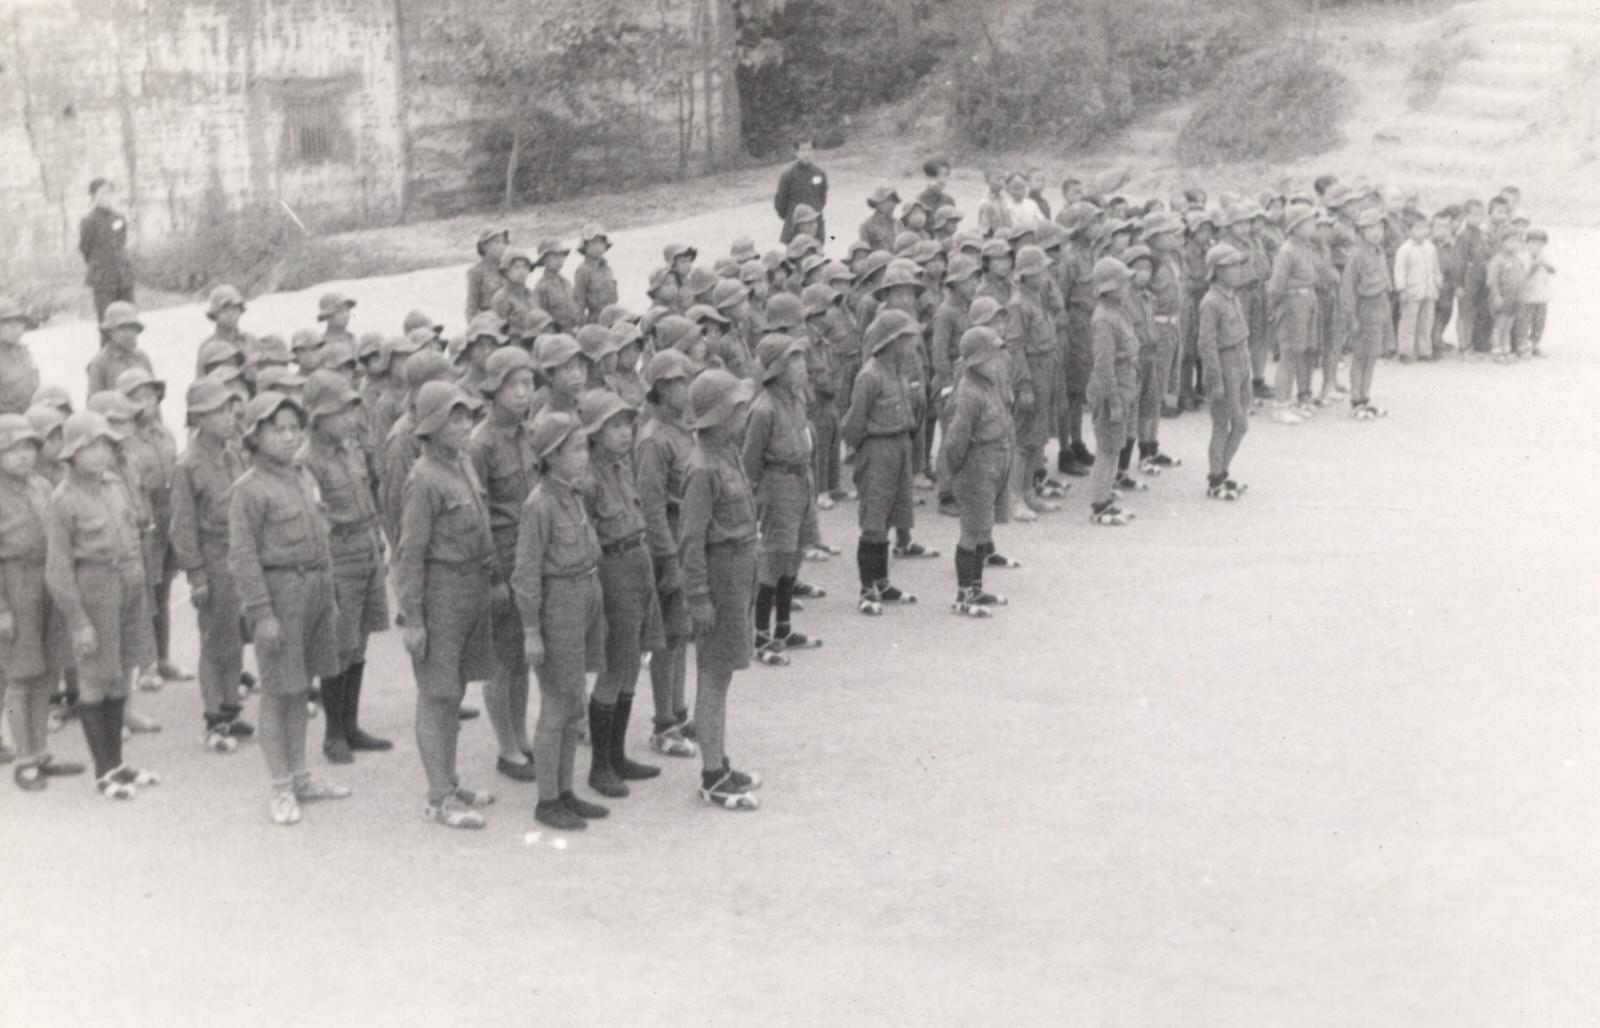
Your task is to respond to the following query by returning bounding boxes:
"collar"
[488,403,524,429]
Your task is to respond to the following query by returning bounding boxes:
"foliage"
[1177,44,1352,164]
[951,0,1286,151]
[1405,19,1479,110]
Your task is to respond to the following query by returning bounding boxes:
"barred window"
[285,98,339,165]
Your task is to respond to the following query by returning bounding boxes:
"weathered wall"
[0,0,405,276]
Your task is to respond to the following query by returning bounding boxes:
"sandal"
[802,546,832,562]
[1090,506,1130,526]
[892,541,940,559]
[270,789,302,825]
[113,764,161,787]
[425,796,486,830]
[792,580,827,599]
[815,493,835,511]
[858,588,884,616]
[97,772,135,801]
[293,775,352,802]
[14,763,46,792]
[984,551,1021,569]
[753,637,790,667]
[451,786,496,809]
[649,724,698,758]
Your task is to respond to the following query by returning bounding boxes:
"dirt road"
[3,184,1596,1027]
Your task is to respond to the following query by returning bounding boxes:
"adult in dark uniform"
[79,178,135,322]
[774,137,828,245]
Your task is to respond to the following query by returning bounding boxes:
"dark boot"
[610,694,660,781]
[342,662,393,752]
[586,698,628,798]
[78,702,111,779]
[319,672,353,765]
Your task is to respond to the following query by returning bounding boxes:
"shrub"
[1177,44,1352,164]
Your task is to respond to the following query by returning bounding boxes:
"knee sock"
[649,644,678,730]
[1118,440,1134,473]
[104,696,127,769]
[754,582,775,637]
[856,539,875,590]
[955,547,976,589]
[774,576,796,637]
[78,702,110,777]
[320,670,347,746]
[872,540,891,586]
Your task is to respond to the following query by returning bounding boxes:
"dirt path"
[3,191,1596,1026]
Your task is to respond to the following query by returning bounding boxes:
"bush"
[1177,44,1352,164]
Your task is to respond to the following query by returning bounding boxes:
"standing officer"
[80,178,135,321]
[774,136,828,245]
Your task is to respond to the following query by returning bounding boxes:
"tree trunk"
[504,121,522,211]
[715,0,743,161]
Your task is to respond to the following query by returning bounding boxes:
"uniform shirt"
[1267,237,1321,306]
[467,404,540,573]
[123,418,177,534]
[466,257,507,323]
[975,275,1012,309]
[169,433,244,573]
[976,197,1011,238]
[395,450,497,627]
[527,386,580,424]
[0,471,49,632]
[79,206,132,289]
[491,281,545,339]
[299,432,381,567]
[929,295,970,396]
[195,326,255,376]
[859,211,898,253]
[228,458,333,623]
[635,404,694,560]
[533,269,581,333]
[679,439,757,609]
[1197,284,1250,375]
[1005,283,1055,357]
[378,413,421,548]
[511,474,601,642]
[942,364,1013,472]
[572,257,618,326]
[587,448,648,546]
[841,354,916,449]
[46,469,144,633]
[1089,297,1140,407]
[741,384,812,497]
[0,340,41,416]
[323,327,357,351]
[86,342,153,396]
[1341,240,1393,317]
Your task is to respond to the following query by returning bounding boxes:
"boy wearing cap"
[1140,213,1186,467]
[317,294,358,350]
[0,298,41,416]
[579,389,664,797]
[0,413,84,789]
[1055,207,1100,477]
[861,185,901,253]
[1265,205,1322,423]
[230,393,350,823]
[1341,210,1394,414]
[931,254,980,515]
[454,314,507,401]
[679,370,763,809]
[571,226,618,327]
[798,286,843,512]
[744,333,823,663]
[87,302,154,396]
[529,332,588,422]
[46,411,154,798]
[170,378,252,753]
[379,351,456,550]
[491,248,541,340]
[199,286,254,372]
[1005,245,1061,516]
[943,327,1017,617]
[467,228,510,323]
[843,311,926,614]
[116,368,187,688]
[399,382,500,829]
[533,240,580,333]
[634,350,699,756]
[467,347,541,782]
[1522,228,1553,357]
[1086,258,1141,525]
[1197,245,1252,499]
[299,371,392,766]
[512,410,610,830]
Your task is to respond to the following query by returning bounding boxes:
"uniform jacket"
[79,206,133,289]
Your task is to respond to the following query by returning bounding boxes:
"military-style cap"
[980,238,1012,261]
[800,283,839,318]
[185,377,234,416]
[863,309,921,355]
[1122,245,1155,267]
[513,308,555,340]
[757,333,808,383]
[643,349,698,389]
[87,390,139,427]
[944,253,981,285]
[303,369,363,420]
[1056,201,1101,235]
[30,383,71,413]
[1324,186,1360,210]
[653,315,701,356]
[845,239,875,263]
[711,278,749,312]
[403,351,454,390]
[256,367,307,394]
[819,261,854,286]
[499,246,535,271]
[578,388,637,436]
[316,293,355,320]
[321,339,357,370]
[684,267,720,300]
[412,381,482,437]
[906,240,944,266]
[576,324,620,361]
[967,296,1004,328]
[481,346,535,394]
[198,337,243,372]
[798,253,828,278]
[535,238,570,262]
[899,198,932,220]
[686,303,731,328]
[1004,224,1038,246]
[689,369,756,430]
[0,413,41,452]
[579,223,610,249]
[765,293,805,331]
[205,285,246,319]
[1356,209,1385,230]
[1284,204,1318,234]
[854,250,895,284]
[1093,257,1134,295]
[240,392,302,436]
[892,230,923,256]
[534,332,583,370]
[647,267,677,297]
[1204,242,1248,272]
[930,206,963,230]
[465,312,509,345]
[729,237,759,263]
[867,184,901,208]
[0,295,30,324]
[663,242,698,264]
[610,322,645,354]
[530,410,583,461]
[476,226,510,254]
[790,203,820,226]
[100,301,143,333]
[208,362,245,386]
[389,327,433,358]
[403,309,444,336]
[1036,222,1066,251]
[958,326,1005,364]
[251,335,291,366]
[1014,245,1052,276]
[1186,208,1218,233]
[739,261,769,287]
[872,259,927,299]
[786,235,820,261]
[1142,211,1185,237]
[115,367,165,399]
[761,249,790,273]
[356,332,388,365]
[25,404,65,440]
[713,257,741,279]
[291,329,323,353]
[596,304,636,328]
[60,411,121,460]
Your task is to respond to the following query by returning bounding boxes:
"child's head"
[1430,212,1453,243]
[1407,213,1428,241]
[500,248,534,286]
[985,168,1005,195]
[317,293,354,332]
[643,350,694,413]
[1001,172,1027,201]
[61,412,116,476]
[901,202,928,231]
[1061,177,1084,204]
[1126,248,1155,289]
[923,156,951,189]
[580,224,610,261]
[478,227,510,264]
[243,394,306,463]
[100,302,143,348]
[980,240,1013,278]
[1487,195,1511,224]
[535,334,588,398]
[184,378,238,440]
[1527,227,1549,255]
[0,415,40,478]
[1313,174,1338,200]
[793,135,816,163]
[304,370,364,441]
[759,334,810,394]
[413,381,479,454]
[536,239,570,273]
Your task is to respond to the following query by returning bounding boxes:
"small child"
[1392,212,1441,363]
[86,302,154,396]
[573,224,618,327]
[512,411,610,831]
[116,367,186,689]
[579,389,664,798]
[44,411,155,798]
[532,239,580,333]
[1341,210,1394,416]
[529,333,587,421]
[398,382,500,829]
[169,378,251,753]
[680,370,763,811]
[0,414,84,789]
[1197,244,1252,500]
[228,392,351,825]
[942,328,1017,618]
[1521,228,1553,358]
[1086,258,1141,527]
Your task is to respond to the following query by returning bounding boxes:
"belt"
[331,519,377,537]
[601,534,645,557]
[545,565,599,581]
[763,461,809,476]
[707,535,757,550]
[262,561,325,573]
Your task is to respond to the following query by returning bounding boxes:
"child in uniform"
[1265,205,1321,424]
[117,368,187,687]
[466,227,510,323]
[512,411,611,831]
[0,413,84,789]
[1197,244,1252,499]
[532,239,581,333]
[573,225,618,326]
[86,302,153,396]
[680,369,763,810]
[397,382,500,829]
[1341,210,1394,415]
[0,297,41,416]
[229,393,351,824]
[1086,258,1141,526]
[579,389,664,798]
[942,327,1017,617]
[46,411,156,798]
